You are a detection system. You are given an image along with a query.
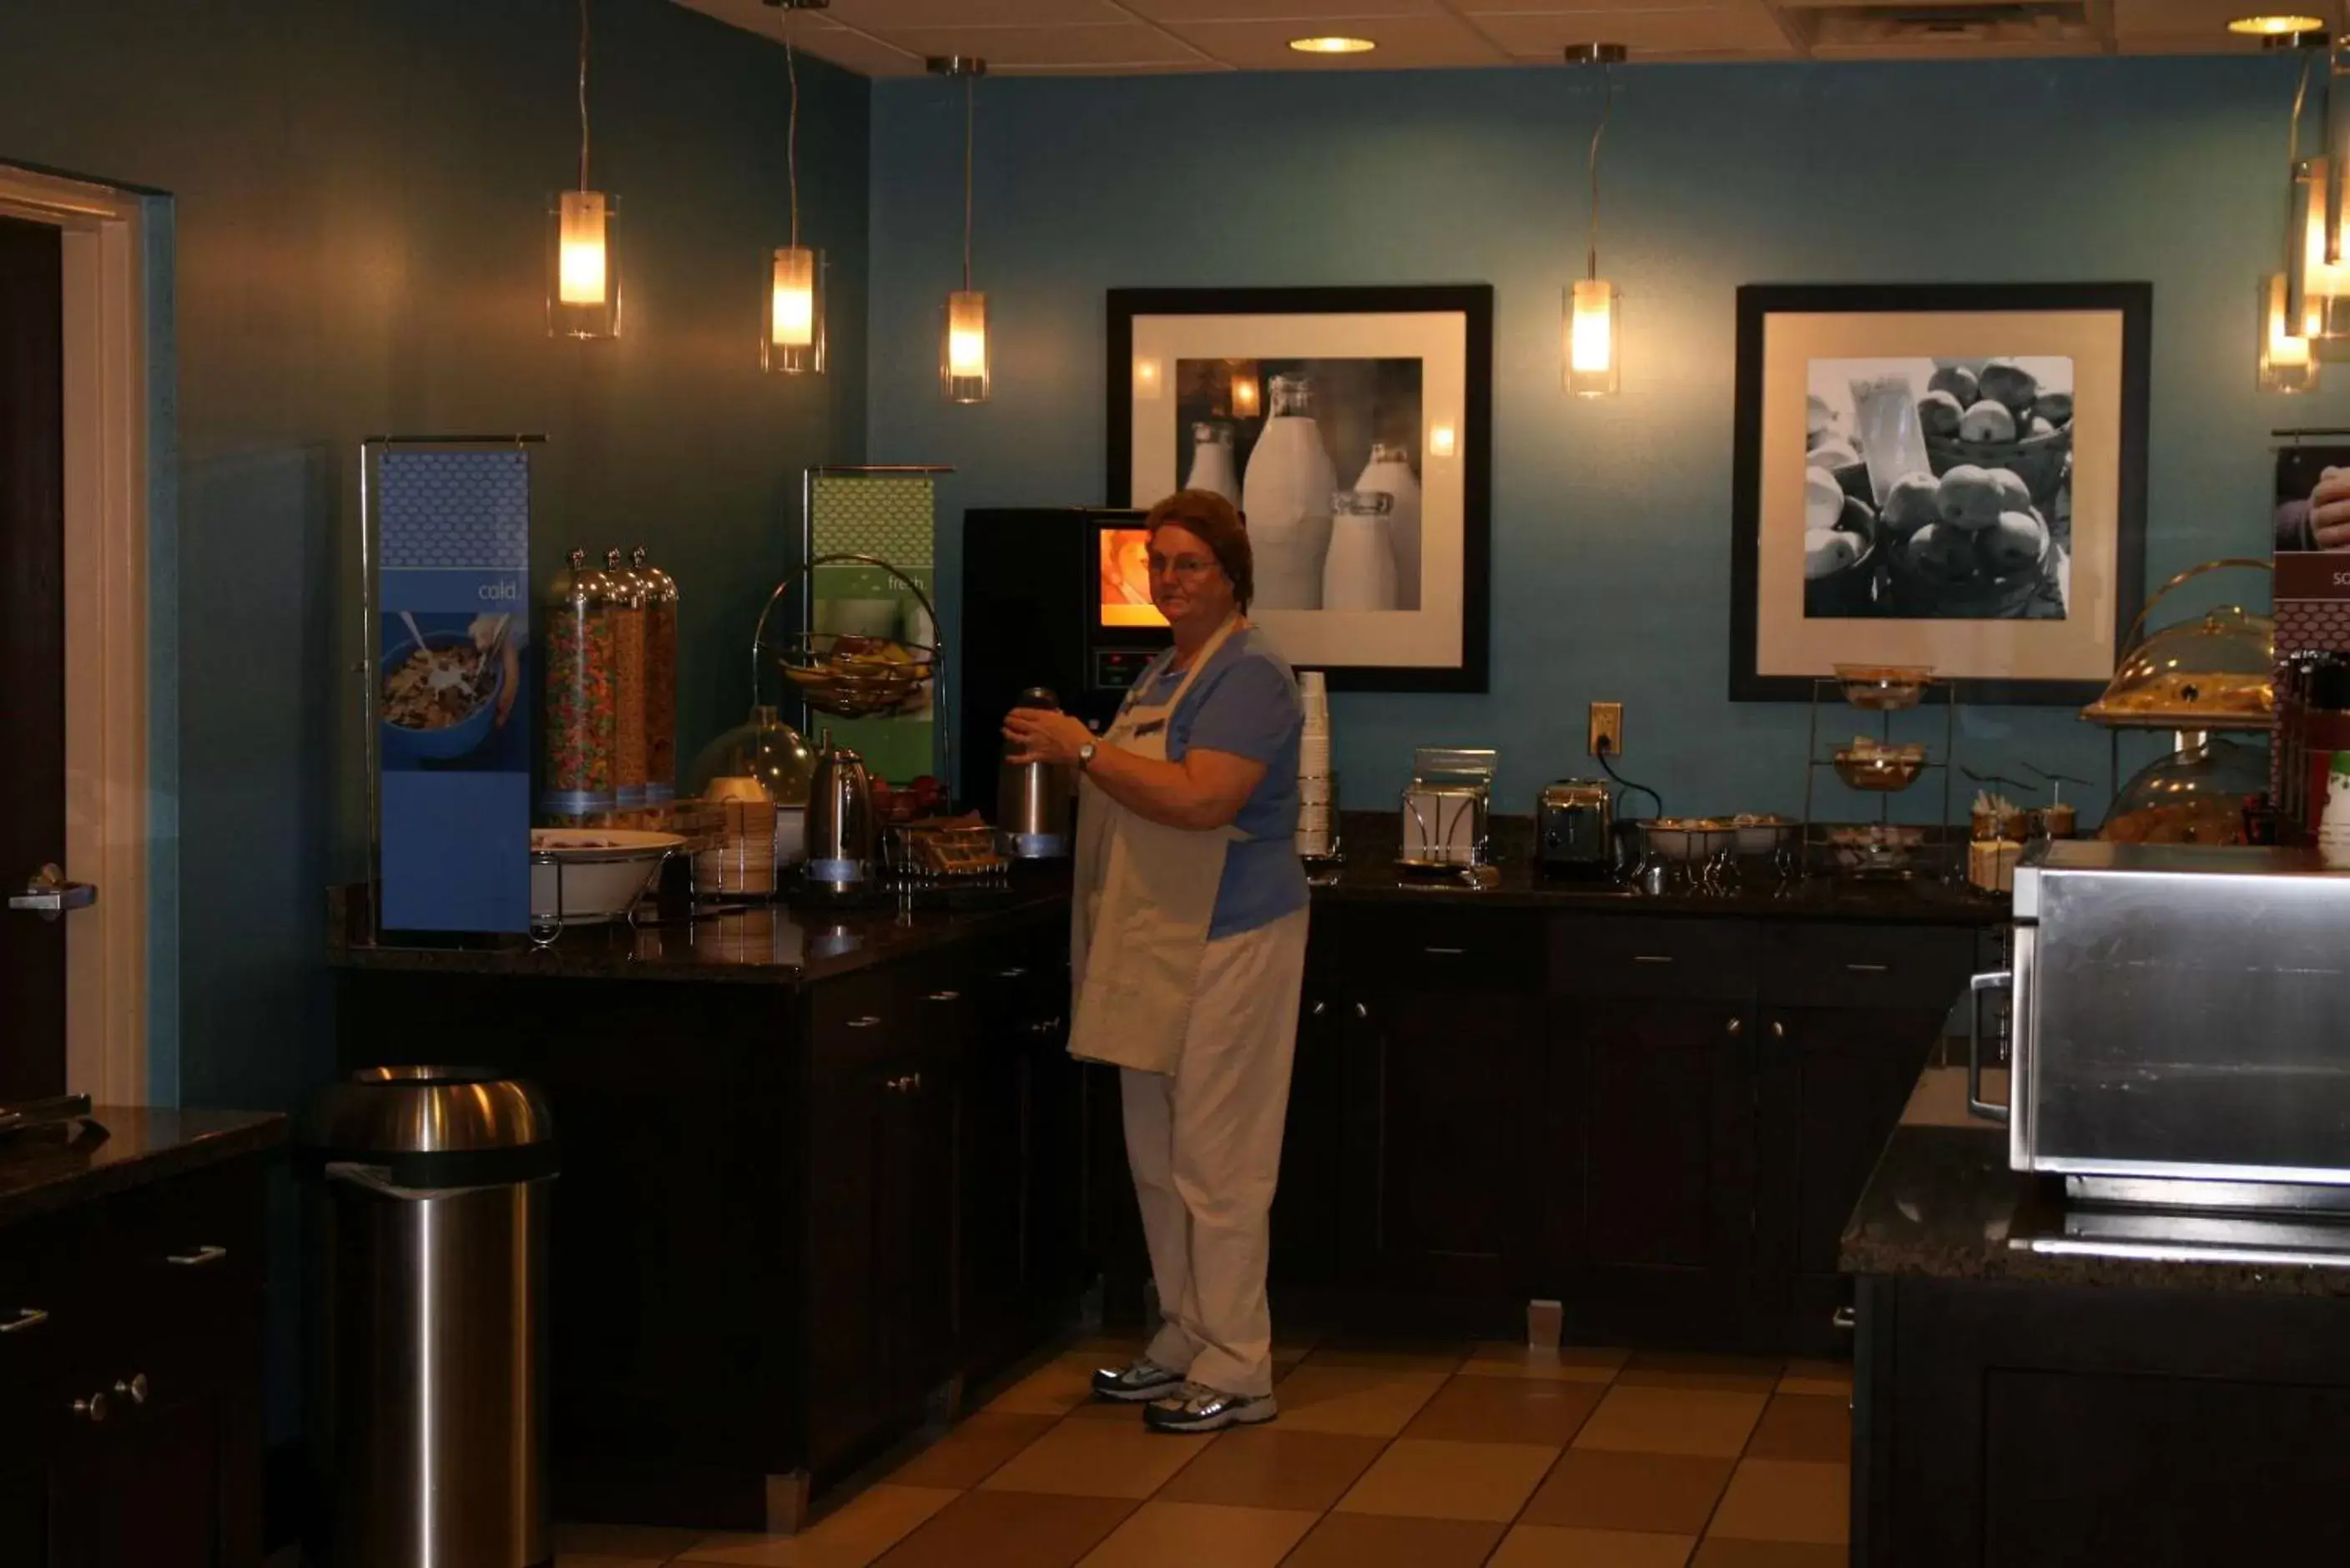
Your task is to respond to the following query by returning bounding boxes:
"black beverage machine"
[961,507,1171,821]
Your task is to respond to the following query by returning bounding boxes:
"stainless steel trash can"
[305,1066,557,1568]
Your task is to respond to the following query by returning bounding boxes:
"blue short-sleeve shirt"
[1123,628,1307,940]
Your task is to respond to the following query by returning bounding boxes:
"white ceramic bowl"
[530,829,683,924]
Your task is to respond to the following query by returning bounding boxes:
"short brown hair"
[1143,489,1254,612]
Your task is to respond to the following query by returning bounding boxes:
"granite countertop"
[326,878,1072,986]
[1842,1066,2350,1297]
[0,1107,288,1231]
[1316,814,2008,925]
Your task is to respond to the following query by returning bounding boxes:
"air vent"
[1804,0,2093,48]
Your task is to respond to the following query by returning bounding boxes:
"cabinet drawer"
[1757,922,1976,1011]
[1349,907,1546,993]
[1551,916,1757,1001]
[810,966,917,1081]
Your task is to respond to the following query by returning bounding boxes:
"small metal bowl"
[1833,748,1927,792]
[1833,663,1934,712]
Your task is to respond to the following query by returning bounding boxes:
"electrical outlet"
[1588,702,1624,758]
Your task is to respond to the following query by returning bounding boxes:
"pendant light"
[2276,25,2347,370]
[551,0,619,339]
[763,0,826,374]
[932,56,991,404]
[1565,44,1626,397]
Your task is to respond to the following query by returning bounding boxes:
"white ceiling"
[675,0,2342,74]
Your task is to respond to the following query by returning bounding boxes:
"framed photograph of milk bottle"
[1729,283,2150,704]
[1107,285,1492,693]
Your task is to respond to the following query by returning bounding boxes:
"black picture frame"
[1106,284,1493,693]
[1729,282,2151,705]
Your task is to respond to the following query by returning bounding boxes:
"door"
[1268,986,1356,1293]
[1757,1005,1944,1351]
[1356,988,1543,1298]
[803,1060,890,1476]
[0,213,68,1102]
[1565,998,1757,1345]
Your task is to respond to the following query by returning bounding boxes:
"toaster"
[1536,780,1613,877]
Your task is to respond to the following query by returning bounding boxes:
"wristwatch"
[1077,741,1098,772]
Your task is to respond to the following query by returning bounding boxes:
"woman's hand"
[1002,708,1095,767]
[2314,467,2350,551]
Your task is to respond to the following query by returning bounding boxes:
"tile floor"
[554,1334,1853,1568]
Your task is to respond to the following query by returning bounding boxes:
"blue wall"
[869,56,2314,819]
[0,0,868,1435]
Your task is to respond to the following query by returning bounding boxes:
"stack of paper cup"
[1296,671,1337,859]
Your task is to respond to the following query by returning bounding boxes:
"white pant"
[1120,905,1310,1397]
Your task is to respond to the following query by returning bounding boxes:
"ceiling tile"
[874,22,1213,68]
[1162,13,1511,66]
[1126,0,1445,17]
[1468,5,1796,57]
[827,0,1137,24]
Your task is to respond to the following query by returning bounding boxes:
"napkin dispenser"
[1401,748,1495,867]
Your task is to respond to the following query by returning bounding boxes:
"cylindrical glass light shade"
[943,289,990,404]
[2298,157,2350,348]
[1566,278,1619,396]
[549,190,620,339]
[2262,273,2321,393]
[764,245,825,375]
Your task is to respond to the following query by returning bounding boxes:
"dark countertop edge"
[1838,1094,2350,1298]
[1309,875,2008,925]
[0,1108,289,1231]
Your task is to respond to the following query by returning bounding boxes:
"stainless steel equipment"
[305,1066,555,1568]
[997,686,1075,860]
[1536,780,1612,877]
[1969,841,2350,1197]
[805,729,876,893]
[1401,748,1495,869]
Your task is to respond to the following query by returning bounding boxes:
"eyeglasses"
[1148,553,1219,580]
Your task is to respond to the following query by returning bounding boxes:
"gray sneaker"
[1092,1357,1186,1403]
[1143,1381,1278,1434]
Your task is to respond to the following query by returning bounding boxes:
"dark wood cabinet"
[1561,997,1757,1345]
[0,1155,267,1568]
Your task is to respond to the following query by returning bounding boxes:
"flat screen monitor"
[1097,525,1167,628]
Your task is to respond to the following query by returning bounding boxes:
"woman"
[1002,490,1309,1434]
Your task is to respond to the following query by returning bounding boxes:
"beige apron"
[1067,615,1245,1076]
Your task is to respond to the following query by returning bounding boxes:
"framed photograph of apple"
[1730,282,2151,703]
[1107,285,1492,693]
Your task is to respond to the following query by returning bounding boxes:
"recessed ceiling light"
[2227,13,2328,35]
[1288,35,1375,55]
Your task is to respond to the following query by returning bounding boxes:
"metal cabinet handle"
[1845,962,1889,974]
[996,967,1028,980]
[1353,1002,1369,1021]
[927,991,961,1003]
[165,1245,229,1268]
[845,1016,882,1030]
[9,865,96,920]
[1727,1017,1743,1036]
[908,1071,923,1092]
[0,1308,47,1335]
[1832,1305,1857,1330]
[1632,955,1675,965]
[73,1393,107,1424]
[1967,970,2014,1126]
[1423,945,1465,956]
[1309,1000,1327,1017]
[1770,1021,1786,1041]
[1025,1016,1065,1037]
[113,1374,148,1407]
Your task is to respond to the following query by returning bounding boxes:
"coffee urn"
[998,686,1076,859]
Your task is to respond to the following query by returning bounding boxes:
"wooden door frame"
[0,164,157,1106]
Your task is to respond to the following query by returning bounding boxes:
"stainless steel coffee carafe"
[998,686,1075,860]
[804,730,875,894]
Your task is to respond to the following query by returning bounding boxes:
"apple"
[1977,359,2040,415]
[1918,390,1965,440]
[2035,391,2074,425]
[1806,466,1844,532]
[1805,528,1862,580]
[1809,441,1860,472]
[1880,472,1943,539]
[1839,494,1878,541]
[1935,465,2007,531]
[1989,468,2033,514]
[1928,364,1979,406]
[1909,522,1979,582]
[2020,415,2056,441]
[1980,511,2049,577]
[1958,401,2017,444]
